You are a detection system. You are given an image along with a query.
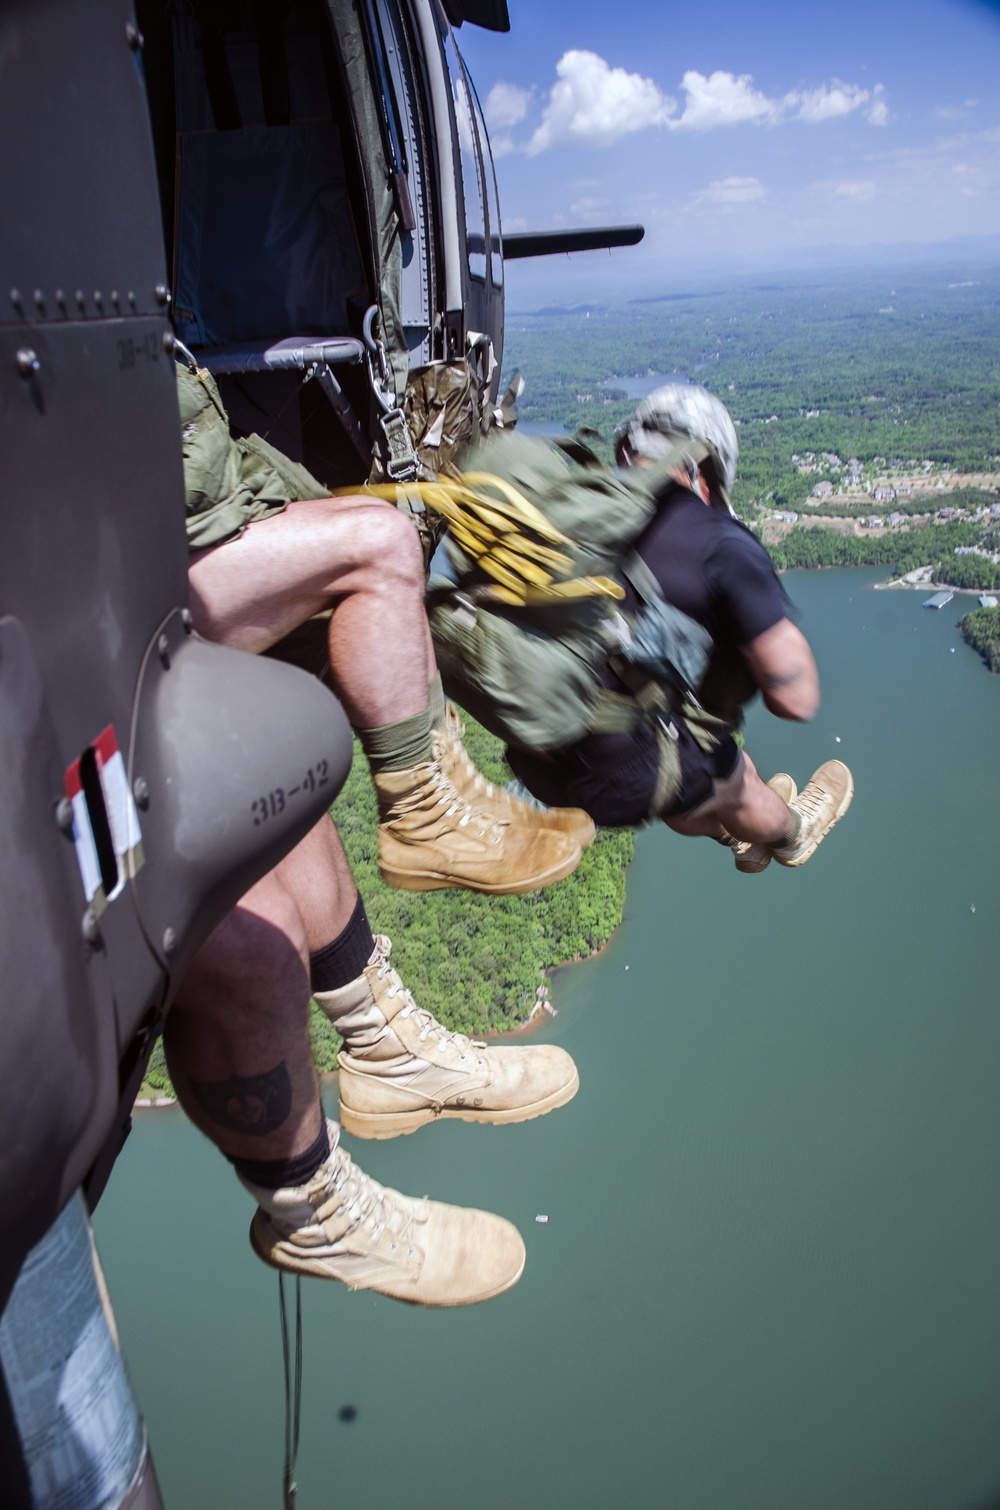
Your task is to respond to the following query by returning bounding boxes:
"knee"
[361,503,424,585]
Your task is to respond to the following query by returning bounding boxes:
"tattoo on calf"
[190,1062,292,1136]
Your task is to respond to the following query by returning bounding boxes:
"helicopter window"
[467,72,503,289]
[443,32,487,283]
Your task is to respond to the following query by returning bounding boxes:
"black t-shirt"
[507,481,796,825]
[624,480,796,722]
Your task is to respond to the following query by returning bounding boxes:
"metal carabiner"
[361,305,418,480]
[362,304,393,413]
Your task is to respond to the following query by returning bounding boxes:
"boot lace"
[426,757,506,844]
[313,1142,419,1257]
[792,780,830,824]
[436,712,519,821]
[372,935,486,1065]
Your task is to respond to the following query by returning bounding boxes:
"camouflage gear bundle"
[176,362,329,550]
[418,431,713,754]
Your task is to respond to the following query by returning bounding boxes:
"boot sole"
[774,771,854,867]
[734,852,771,874]
[248,1215,525,1307]
[340,1066,580,1140]
[379,846,582,895]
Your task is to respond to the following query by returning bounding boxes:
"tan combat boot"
[242,1122,525,1306]
[319,936,580,1139]
[373,759,581,894]
[731,774,797,874]
[772,759,854,867]
[437,703,597,851]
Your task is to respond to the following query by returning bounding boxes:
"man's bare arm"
[740,617,820,721]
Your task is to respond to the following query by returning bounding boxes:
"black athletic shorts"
[667,726,742,817]
[507,722,741,827]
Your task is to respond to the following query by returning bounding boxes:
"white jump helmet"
[615,383,739,512]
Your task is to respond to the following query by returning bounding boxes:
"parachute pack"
[362,429,715,754]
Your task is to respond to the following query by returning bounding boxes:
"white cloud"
[695,175,768,206]
[866,86,889,127]
[520,55,888,152]
[485,81,532,131]
[817,179,878,201]
[526,50,675,154]
[793,81,871,124]
[671,71,783,131]
[490,133,516,159]
[672,70,881,131]
[935,98,977,121]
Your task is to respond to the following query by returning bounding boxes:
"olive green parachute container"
[429,431,665,752]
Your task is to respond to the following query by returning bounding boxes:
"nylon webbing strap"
[588,687,646,734]
[650,723,682,819]
[620,550,665,607]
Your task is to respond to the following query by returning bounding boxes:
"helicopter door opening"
[137,0,377,485]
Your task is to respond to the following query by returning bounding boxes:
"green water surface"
[95,569,1000,1509]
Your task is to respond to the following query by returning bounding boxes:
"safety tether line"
[278,1274,303,1510]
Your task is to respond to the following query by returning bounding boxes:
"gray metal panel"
[200,335,364,374]
[411,0,462,316]
[440,0,510,31]
[128,613,354,985]
[376,0,434,364]
[0,620,121,1265]
[0,1,167,327]
[0,0,357,1305]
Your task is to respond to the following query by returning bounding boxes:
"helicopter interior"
[136,0,379,484]
[135,0,507,489]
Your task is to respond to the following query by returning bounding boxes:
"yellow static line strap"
[336,478,621,604]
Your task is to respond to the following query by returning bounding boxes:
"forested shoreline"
[139,719,634,1097]
[957,605,1000,672]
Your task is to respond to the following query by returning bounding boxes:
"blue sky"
[456,0,1000,294]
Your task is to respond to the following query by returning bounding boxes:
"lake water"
[95,569,1000,1510]
[601,372,690,398]
[516,418,568,437]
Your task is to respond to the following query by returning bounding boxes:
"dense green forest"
[140,719,634,1097]
[503,265,1000,518]
[958,604,1000,671]
[767,516,1000,589]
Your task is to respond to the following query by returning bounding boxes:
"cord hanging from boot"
[279,1273,303,1510]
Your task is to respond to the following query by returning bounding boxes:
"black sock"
[232,1119,331,1190]
[309,894,375,994]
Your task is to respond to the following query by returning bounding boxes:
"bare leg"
[666,751,792,845]
[164,870,322,1165]
[274,814,359,953]
[187,497,433,727]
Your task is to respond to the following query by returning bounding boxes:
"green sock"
[428,672,446,731]
[358,708,433,774]
[782,809,802,847]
